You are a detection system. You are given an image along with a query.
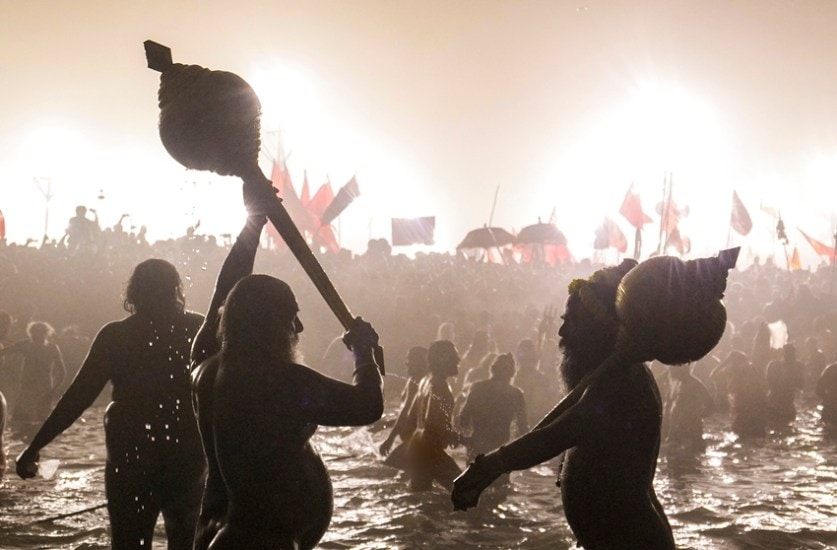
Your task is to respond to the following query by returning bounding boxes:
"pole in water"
[34,502,108,524]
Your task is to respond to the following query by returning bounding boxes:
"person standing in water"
[0,320,66,426]
[0,310,12,478]
[452,260,676,549]
[458,352,528,461]
[405,339,462,491]
[16,259,206,550]
[190,186,384,550]
[665,363,714,452]
[379,346,429,470]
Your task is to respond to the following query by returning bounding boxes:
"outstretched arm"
[191,185,271,367]
[452,384,596,510]
[16,329,112,478]
[380,385,417,456]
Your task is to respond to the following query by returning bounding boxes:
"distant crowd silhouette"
[2,206,837,548]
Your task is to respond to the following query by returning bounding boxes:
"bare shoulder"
[184,310,205,331]
[192,355,220,394]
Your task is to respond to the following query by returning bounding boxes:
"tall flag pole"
[488,185,500,227]
[619,182,652,260]
[776,215,790,271]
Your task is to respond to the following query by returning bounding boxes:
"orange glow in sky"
[2,1,837,266]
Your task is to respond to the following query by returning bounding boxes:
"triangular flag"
[789,246,802,270]
[730,190,753,236]
[271,161,316,235]
[321,175,360,226]
[799,229,836,260]
[308,182,334,218]
[308,182,339,252]
[619,183,653,229]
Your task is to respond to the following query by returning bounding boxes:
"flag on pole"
[789,246,802,270]
[799,229,837,260]
[391,217,436,246]
[667,227,691,255]
[307,182,339,252]
[760,201,780,219]
[593,217,627,252]
[321,175,360,226]
[271,161,314,233]
[619,183,653,229]
[0,209,5,240]
[730,190,753,236]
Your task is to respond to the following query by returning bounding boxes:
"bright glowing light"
[536,82,733,260]
[805,153,837,213]
[248,64,430,253]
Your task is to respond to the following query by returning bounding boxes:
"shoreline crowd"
[1,207,836,548]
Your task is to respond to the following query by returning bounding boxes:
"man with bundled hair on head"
[453,260,675,549]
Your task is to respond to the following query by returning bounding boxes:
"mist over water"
[1,398,834,549]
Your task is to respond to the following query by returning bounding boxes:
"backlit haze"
[2,1,837,267]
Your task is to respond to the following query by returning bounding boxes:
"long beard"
[559,345,597,390]
[559,336,614,390]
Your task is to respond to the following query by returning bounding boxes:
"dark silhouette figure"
[459,353,528,461]
[452,261,676,550]
[817,358,837,433]
[0,321,66,424]
[62,205,100,253]
[512,338,555,426]
[190,195,384,550]
[721,351,767,438]
[0,310,11,479]
[665,364,713,452]
[379,346,429,470]
[405,339,462,491]
[16,259,205,550]
[766,343,804,425]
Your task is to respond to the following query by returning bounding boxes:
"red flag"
[0,209,5,240]
[593,217,627,252]
[730,190,752,236]
[657,198,686,235]
[789,246,802,270]
[667,226,691,255]
[308,182,334,218]
[619,183,653,229]
[271,161,315,234]
[321,175,360,226]
[799,229,837,260]
[307,182,339,252]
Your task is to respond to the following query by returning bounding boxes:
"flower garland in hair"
[567,278,618,329]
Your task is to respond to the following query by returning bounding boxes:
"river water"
[1,398,835,550]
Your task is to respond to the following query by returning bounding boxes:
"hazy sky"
[2,1,837,264]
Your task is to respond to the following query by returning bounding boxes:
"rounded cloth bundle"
[615,251,735,365]
[156,61,262,179]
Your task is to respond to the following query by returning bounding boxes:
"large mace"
[534,246,740,430]
[143,40,383,372]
